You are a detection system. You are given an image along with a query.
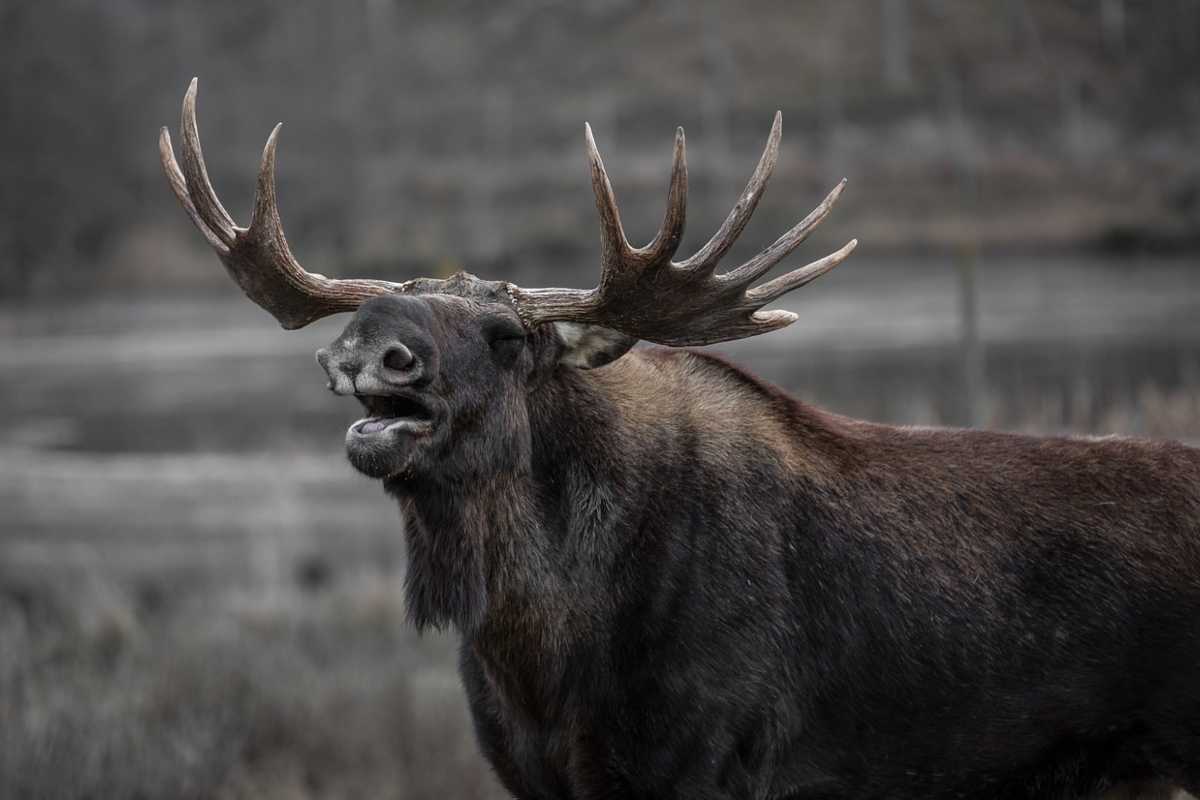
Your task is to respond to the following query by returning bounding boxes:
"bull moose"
[160,80,1200,799]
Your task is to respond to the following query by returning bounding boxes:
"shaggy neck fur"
[384,360,632,641]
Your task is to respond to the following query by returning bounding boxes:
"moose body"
[386,335,1200,800]
[160,81,1200,798]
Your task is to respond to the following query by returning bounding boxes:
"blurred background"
[2,1,1199,797]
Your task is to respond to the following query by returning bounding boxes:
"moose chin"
[161,78,1200,800]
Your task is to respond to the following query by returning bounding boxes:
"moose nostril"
[383,344,415,371]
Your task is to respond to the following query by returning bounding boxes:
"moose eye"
[492,334,524,348]
[483,318,526,364]
[483,318,525,346]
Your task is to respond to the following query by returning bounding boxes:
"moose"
[161,80,1200,799]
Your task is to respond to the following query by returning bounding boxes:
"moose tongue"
[359,418,394,434]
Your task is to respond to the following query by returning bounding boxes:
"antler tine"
[678,110,781,273]
[641,127,688,264]
[746,238,858,307]
[586,124,688,271]
[720,178,847,288]
[585,123,633,268]
[735,237,857,337]
[159,127,229,254]
[179,78,236,247]
[238,121,331,305]
[249,123,285,234]
[161,80,408,329]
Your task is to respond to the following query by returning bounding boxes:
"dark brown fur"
[318,292,1200,800]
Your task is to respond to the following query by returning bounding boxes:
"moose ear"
[553,322,637,369]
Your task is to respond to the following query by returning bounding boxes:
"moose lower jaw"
[345,420,433,479]
[345,395,437,479]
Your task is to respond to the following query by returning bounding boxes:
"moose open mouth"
[351,393,435,436]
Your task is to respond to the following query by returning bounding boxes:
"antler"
[159,78,407,329]
[161,83,855,345]
[511,112,856,346]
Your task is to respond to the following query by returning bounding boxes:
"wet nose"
[316,338,424,396]
[316,346,363,393]
[314,347,350,393]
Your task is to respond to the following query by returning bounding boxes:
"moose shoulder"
[161,80,1200,799]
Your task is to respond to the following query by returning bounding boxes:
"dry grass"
[4,385,1199,799]
[0,569,505,800]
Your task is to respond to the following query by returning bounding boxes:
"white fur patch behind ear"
[554,322,637,369]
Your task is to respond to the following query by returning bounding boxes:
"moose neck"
[385,363,628,642]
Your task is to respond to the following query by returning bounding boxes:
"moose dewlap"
[161,79,1200,800]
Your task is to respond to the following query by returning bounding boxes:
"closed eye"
[482,317,527,348]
